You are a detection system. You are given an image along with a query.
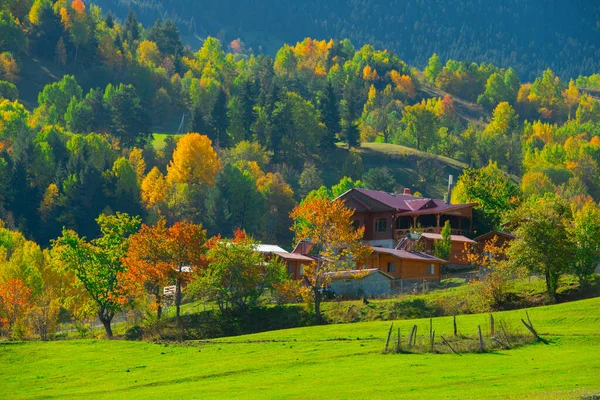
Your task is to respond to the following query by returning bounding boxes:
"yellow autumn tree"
[166,133,221,186]
[128,148,146,183]
[137,40,161,68]
[141,167,167,209]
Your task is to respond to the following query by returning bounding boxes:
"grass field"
[2,297,599,399]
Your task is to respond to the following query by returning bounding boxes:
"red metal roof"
[339,188,475,215]
[371,246,447,263]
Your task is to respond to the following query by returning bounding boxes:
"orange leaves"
[72,0,86,15]
[166,133,221,186]
[363,65,379,81]
[0,278,32,331]
[390,70,415,98]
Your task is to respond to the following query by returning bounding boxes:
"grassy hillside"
[2,298,599,399]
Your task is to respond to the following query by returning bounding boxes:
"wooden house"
[256,244,314,280]
[474,231,515,261]
[362,247,446,282]
[337,188,476,249]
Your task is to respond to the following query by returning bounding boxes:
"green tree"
[298,161,323,198]
[401,101,439,151]
[434,220,452,260]
[319,80,340,150]
[507,195,573,302]
[191,230,285,312]
[52,212,141,338]
[570,201,600,285]
[105,84,150,148]
[362,167,396,192]
[452,161,520,231]
[424,53,442,84]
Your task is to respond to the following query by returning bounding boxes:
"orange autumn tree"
[0,278,32,336]
[165,220,207,319]
[290,197,371,322]
[123,219,172,320]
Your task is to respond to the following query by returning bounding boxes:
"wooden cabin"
[337,188,476,249]
[362,247,446,282]
[256,244,314,280]
[474,231,515,260]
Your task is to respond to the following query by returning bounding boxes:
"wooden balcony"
[394,227,468,239]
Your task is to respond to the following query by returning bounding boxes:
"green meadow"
[2,297,599,399]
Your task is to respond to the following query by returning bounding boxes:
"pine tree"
[319,81,340,150]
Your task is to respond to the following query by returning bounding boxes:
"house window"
[287,263,294,275]
[387,262,395,273]
[428,263,435,275]
[375,218,387,233]
[299,264,304,276]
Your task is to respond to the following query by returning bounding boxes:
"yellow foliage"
[390,70,416,98]
[141,167,167,209]
[166,133,221,186]
[38,184,59,220]
[136,40,161,67]
[128,148,146,182]
[363,65,378,81]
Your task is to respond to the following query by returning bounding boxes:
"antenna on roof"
[446,175,454,205]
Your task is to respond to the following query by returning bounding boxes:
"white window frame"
[428,263,435,275]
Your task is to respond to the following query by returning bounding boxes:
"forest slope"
[94,0,600,80]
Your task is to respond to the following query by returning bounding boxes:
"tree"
[0,278,32,336]
[401,101,439,151]
[52,213,141,338]
[298,161,323,198]
[362,167,396,192]
[105,84,151,148]
[191,229,285,312]
[290,197,371,322]
[164,220,207,319]
[507,195,573,302]
[141,167,167,211]
[452,162,520,231]
[166,133,221,186]
[570,201,600,284]
[424,53,442,83]
[434,221,452,260]
[319,80,340,150]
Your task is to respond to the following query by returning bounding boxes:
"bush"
[0,80,18,100]
[125,325,145,341]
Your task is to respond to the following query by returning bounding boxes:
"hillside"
[2,298,599,399]
[93,0,600,80]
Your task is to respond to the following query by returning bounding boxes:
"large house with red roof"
[336,188,477,265]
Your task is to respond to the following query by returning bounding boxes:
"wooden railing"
[394,228,468,238]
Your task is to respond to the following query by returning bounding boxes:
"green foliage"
[507,195,573,301]
[0,79,17,100]
[452,162,520,231]
[191,232,285,312]
[362,167,396,192]
[52,212,141,337]
[434,220,452,260]
[570,201,600,283]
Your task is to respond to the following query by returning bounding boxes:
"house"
[326,269,394,298]
[363,246,446,282]
[336,187,476,250]
[256,244,314,280]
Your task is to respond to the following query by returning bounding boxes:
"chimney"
[446,175,454,205]
[403,188,411,195]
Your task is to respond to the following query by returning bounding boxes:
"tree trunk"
[175,273,182,320]
[98,310,113,338]
[314,287,322,324]
[156,292,163,320]
[545,267,557,303]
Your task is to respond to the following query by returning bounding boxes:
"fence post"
[478,325,484,353]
